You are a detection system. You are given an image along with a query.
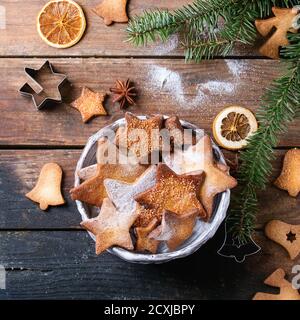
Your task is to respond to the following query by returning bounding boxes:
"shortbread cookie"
[104,165,157,214]
[274,148,300,197]
[92,0,128,26]
[71,87,107,123]
[163,135,237,220]
[134,163,206,227]
[81,198,137,254]
[150,210,198,251]
[135,218,160,253]
[26,163,65,210]
[265,220,300,260]
[70,162,147,207]
[253,268,300,300]
[118,112,163,162]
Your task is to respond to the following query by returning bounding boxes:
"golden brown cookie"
[26,163,65,210]
[163,135,237,220]
[255,7,300,59]
[274,148,300,197]
[71,87,107,123]
[253,268,300,300]
[265,220,300,260]
[119,112,163,162]
[92,0,128,26]
[70,162,147,207]
[134,163,206,227]
[150,210,198,251]
[135,218,160,253]
[81,198,137,254]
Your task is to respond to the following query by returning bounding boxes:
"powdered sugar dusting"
[152,34,179,55]
[148,65,206,109]
[199,81,235,94]
[226,60,248,78]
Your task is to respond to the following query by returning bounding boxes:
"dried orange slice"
[212,106,258,150]
[37,0,86,49]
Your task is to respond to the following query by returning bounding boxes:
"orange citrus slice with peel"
[37,0,86,49]
[212,106,258,150]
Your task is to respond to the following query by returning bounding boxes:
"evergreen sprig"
[228,59,300,243]
[126,0,298,61]
[126,1,300,248]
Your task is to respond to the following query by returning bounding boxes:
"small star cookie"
[150,210,198,251]
[71,87,107,123]
[135,218,160,253]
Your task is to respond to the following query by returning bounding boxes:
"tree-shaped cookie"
[92,0,128,26]
[255,7,300,59]
[253,268,300,300]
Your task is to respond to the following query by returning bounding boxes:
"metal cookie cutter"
[19,60,67,110]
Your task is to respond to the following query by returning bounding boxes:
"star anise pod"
[110,79,136,109]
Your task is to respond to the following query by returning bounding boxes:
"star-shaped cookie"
[135,218,160,253]
[104,165,157,214]
[71,87,107,123]
[70,161,147,207]
[81,198,136,254]
[150,210,198,251]
[118,112,163,162]
[163,135,237,220]
[134,163,206,227]
[92,0,128,26]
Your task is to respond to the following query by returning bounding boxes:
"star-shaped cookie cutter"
[19,60,67,110]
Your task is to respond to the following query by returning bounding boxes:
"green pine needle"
[126,0,300,245]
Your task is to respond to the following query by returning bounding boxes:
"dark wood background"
[0,0,299,299]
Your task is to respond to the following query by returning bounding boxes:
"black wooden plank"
[0,230,298,299]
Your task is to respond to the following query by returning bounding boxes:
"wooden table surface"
[0,0,299,300]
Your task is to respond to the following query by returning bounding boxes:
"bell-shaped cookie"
[26,163,65,210]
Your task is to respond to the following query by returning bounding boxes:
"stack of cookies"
[70,113,237,255]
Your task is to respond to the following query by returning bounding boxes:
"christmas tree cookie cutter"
[19,60,67,110]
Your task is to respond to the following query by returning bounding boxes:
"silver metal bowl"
[74,116,230,264]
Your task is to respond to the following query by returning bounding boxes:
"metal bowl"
[74,116,230,264]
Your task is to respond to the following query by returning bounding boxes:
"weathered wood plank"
[0,0,259,57]
[0,149,299,229]
[1,58,299,147]
[0,230,298,299]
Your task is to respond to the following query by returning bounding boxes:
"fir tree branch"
[228,60,300,243]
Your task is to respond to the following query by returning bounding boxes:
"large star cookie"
[134,163,206,227]
[163,135,237,220]
[104,165,157,214]
[70,161,147,207]
[71,87,107,123]
[77,137,140,181]
[81,198,136,254]
[118,112,163,162]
